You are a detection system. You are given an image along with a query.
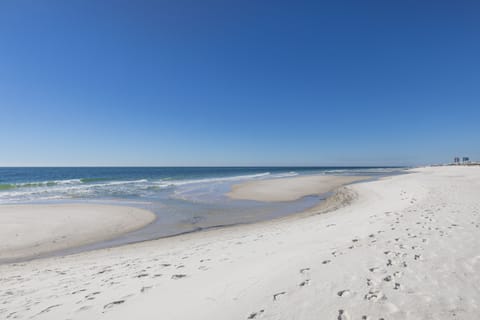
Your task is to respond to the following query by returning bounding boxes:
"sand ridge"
[0,204,155,262]
[227,174,368,202]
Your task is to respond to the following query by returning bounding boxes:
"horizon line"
[0,165,411,168]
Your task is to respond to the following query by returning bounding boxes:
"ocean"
[0,167,405,258]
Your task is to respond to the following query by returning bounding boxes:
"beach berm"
[228,174,368,202]
[0,204,155,262]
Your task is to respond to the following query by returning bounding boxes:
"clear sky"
[0,1,479,166]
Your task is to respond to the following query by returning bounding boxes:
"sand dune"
[1,166,480,319]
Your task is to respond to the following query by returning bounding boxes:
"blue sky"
[0,1,479,166]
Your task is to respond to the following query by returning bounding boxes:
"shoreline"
[0,175,365,266]
[1,173,369,264]
[2,166,479,319]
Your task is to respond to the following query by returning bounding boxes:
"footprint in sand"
[364,290,386,301]
[366,278,373,287]
[299,279,310,287]
[35,304,61,316]
[71,289,87,295]
[135,273,149,278]
[141,286,152,293]
[273,291,286,301]
[84,291,101,300]
[299,268,310,274]
[337,309,351,320]
[76,305,92,313]
[337,289,351,297]
[247,309,264,319]
[103,300,124,310]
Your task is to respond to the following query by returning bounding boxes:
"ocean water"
[0,167,403,204]
[0,167,405,259]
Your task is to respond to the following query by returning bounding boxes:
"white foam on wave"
[170,172,300,202]
[54,179,83,185]
[6,178,83,189]
[269,171,299,178]
[0,172,304,204]
[155,172,272,187]
[0,179,152,202]
[91,179,148,187]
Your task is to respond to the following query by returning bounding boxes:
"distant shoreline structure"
[430,156,480,167]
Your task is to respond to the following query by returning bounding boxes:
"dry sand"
[1,166,480,319]
[228,174,368,201]
[0,204,155,262]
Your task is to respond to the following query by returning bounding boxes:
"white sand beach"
[1,166,480,319]
[228,174,367,202]
[0,204,155,262]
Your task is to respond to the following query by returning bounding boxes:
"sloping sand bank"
[228,174,368,201]
[1,166,480,319]
[0,204,155,262]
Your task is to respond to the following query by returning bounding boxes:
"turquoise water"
[0,167,405,259]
